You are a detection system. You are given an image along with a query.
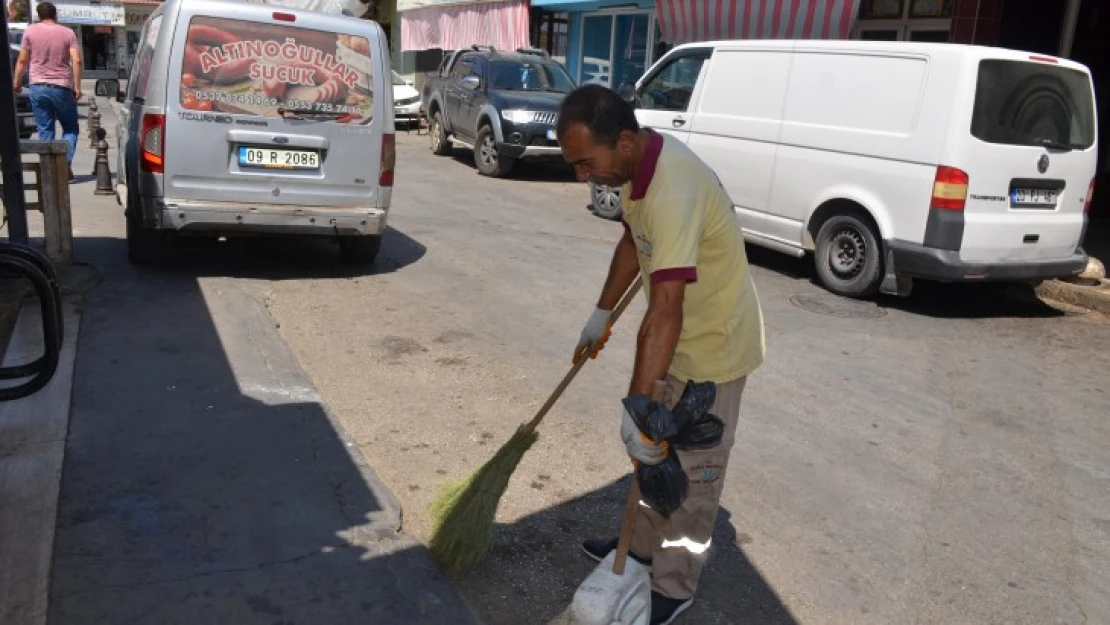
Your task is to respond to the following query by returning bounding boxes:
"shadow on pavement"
[455,474,798,625]
[48,235,468,624]
[446,149,575,183]
[744,245,1072,320]
[74,225,427,281]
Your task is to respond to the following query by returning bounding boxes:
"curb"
[1036,278,1110,315]
[0,297,82,625]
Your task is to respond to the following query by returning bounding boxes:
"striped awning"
[399,0,530,51]
[656,0,861,45]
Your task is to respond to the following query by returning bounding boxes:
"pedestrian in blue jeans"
[12,1,84,181]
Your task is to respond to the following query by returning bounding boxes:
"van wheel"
[339,235,382,265]
[125,200,161,265]
[814,214,884,298]
[475,125,514,177]
[430,112,452,156]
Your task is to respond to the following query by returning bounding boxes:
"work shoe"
[650,591,693,625]
[581,537,651,567]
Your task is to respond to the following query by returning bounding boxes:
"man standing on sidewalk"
[12,1,82,181]
[557,84,765,625]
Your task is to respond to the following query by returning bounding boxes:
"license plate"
[238,146,319,170]
[1011,187,1057,207]
[546,128,557,141]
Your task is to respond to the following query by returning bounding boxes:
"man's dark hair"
[557,84,640,148]
[37,1,57,20]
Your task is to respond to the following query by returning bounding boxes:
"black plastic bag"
[636,448,688,517]
[622,394,681,442]
[668,381,724,451]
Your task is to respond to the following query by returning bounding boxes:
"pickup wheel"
[475,125,515,177]
[430,111,452,156]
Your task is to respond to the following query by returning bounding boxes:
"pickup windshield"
[489,61,575,93]
[970,59,1096,150]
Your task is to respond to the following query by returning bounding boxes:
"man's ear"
[617,129,638,155]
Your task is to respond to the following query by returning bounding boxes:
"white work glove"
[620,405,667,465]
[573,306,612,363]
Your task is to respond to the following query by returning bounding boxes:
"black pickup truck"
[421,45,577,177]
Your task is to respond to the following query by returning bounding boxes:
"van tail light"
[1084,177,1095,214]
[140,114,166,174]
[379,133,395,187]
[931,166,969,211]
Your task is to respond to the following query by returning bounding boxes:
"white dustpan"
[550,473,652,625]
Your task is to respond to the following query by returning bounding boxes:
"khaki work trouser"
[629,374,748,601]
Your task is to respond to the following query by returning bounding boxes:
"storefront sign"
[50,1,125,26]
[126,5,154,28]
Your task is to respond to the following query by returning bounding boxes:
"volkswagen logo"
[1037,154,1050,174]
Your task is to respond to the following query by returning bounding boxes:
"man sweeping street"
[556,84,765,625]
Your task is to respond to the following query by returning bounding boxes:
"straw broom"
[428,278,644,576]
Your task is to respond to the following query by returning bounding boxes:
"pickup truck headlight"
[502,109,536,124]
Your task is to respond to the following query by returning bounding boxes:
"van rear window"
[179,17,373,123]
[970,59,1095,150]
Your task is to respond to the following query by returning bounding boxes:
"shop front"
[29,0,157,78]
[539,0,862,89]
[398,0,530,52]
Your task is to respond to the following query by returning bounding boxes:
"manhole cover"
[789,293,887,318]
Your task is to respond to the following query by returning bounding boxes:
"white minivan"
[598,40,1097,298]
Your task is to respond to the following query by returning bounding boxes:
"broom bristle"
[428,423,540,576]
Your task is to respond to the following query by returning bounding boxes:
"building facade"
[27,0,157,78]
[532,0,863,89]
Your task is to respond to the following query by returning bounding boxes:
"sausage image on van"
[108,0,395,265]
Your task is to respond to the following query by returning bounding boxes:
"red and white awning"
[399,0,530,52]
[656,0,861,45]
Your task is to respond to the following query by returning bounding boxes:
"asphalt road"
[38,105,1110,625]
[267,132,1110,625]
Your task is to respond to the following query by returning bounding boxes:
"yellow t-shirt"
[620,130,765,384]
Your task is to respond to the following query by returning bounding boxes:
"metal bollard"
[88,108,101,148]
[86,97,98,145]
[94,128,114,196]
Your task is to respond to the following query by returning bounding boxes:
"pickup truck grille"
[533,112,557,125]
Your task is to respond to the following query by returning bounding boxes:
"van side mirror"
[95,78,120,98]
[617,83,637,105]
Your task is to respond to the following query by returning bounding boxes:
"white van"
[103,0,395,265]
[601,41,1097,298]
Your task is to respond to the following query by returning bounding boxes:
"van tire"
[430,111,452,156]
[475,125,514,177]
[125,201,161,265]
[814,214,884,298]
[339,235,382,265]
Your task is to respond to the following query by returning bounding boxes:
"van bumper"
[158,200,387,237]
[887,240,1089,282]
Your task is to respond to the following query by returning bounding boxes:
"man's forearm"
[627,282,683,396]
[597,231,640,311]
[13,59,27,86]
[72,62,82,88]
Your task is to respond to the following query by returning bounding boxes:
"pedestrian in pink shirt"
[12,1,83,180]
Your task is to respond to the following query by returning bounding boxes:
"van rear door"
[956,54,1097,263]
[160,4,388,210]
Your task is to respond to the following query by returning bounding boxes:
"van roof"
[672,39,1093,75]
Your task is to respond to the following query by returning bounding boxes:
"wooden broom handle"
[524,278,644,432]
[613,379,668,575]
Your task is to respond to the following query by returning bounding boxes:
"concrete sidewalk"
[2,93,480,624]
